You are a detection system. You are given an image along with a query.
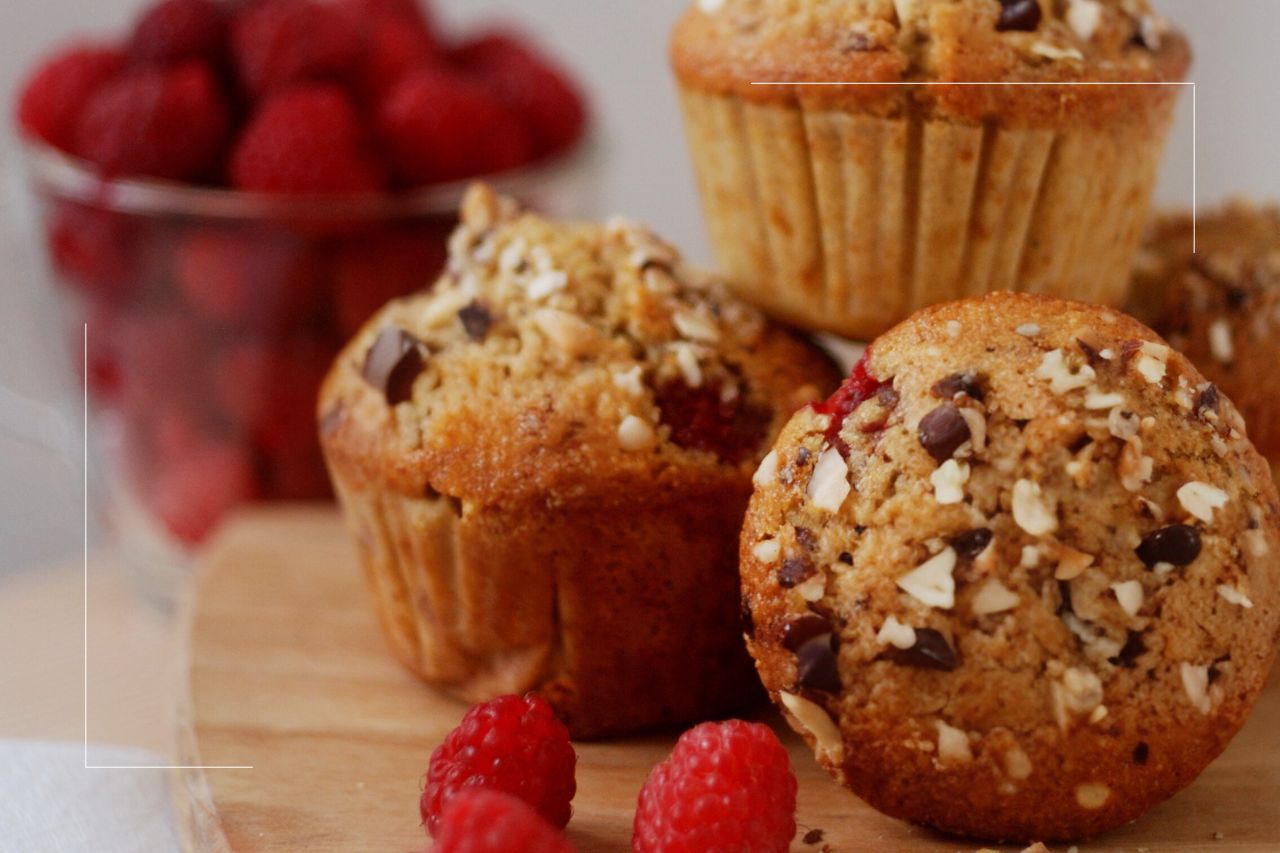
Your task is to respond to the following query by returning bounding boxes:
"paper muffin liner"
[678,88,1178,340]
[326,462,762,739]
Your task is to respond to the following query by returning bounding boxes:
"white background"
[0,0,1275,572]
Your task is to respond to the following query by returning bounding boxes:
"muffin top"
[671,0,1190,123]
[740,293,1279,839]
[320,185,839,505]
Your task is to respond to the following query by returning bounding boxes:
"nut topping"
[897,548,957,610]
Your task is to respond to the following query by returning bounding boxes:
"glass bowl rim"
[18,133,600,220]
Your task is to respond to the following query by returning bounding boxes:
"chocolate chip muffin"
[740,293,1280,841]
[671,0,1191,339]
[1130,201,1280,463]
[319,185,840,739]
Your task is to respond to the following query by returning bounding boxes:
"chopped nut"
[1012,479,1058,536]
[876,616,917,650]
[780,692,844,764]
[753,450,779,488]
[1031,42,1084,61]
[672,343,703,387]
[1022,545,1043,568]
[935,720,973,766]
[897,548,957,610]
[1208,319,1236,364]
[1085,390,1127,410]
[752,538,781,564]
[1054,546,1094,580]
[795,574,826,602]
[1076,783,1112,810]
[1067,0,1103,39]
[1217,585,1254,608]
[1119,439,1155,493]
[1111,580,1145,617]
[1135,342,1170,385]
[807,448,851,513]
[673,309,720,344]
[612,365,644,397]
[1108,407,1141,440]
[1177,481,1229,524]
[1181,663,1212,714]
[532,308,600,358]
[617,414,656,451]
[1246,529,1270,557]
[1015,323,1041,337]
[1004,746,1033,780]
[930,459,970,505]
[525,269,568,300]
[1036,349,1096,394]
[971,579,1020,615]
[957,407,987,455]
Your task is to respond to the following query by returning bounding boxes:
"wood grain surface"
[176,507,1280,852]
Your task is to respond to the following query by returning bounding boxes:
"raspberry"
[434,789,575,853]
[632,720,797,853]
[229,85,385,193]
[73,62,230,182]
[354,14,442,99]
[128,0,229,66]
[45,202,141,303]
[811,349,888,451]
[451,32,587,157]
[149,436,257,544]
[331,228,446,338]
[377,68,533,186]
[230,0,363,98]
[653,378,772,465]
[421,694,576,838]
[16,44,125,150]
[175,228,320,328]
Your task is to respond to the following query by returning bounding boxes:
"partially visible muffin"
[319,185,840,739]
[671,0,1191,339]
[1131,201,1280,462]
[741,293,1280,841]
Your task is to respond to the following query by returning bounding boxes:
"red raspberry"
[653,378,773,465]
[377,68,533,186]
[128,0,229,66]
[229,85,385,193]
[230,0,362,98]
[354,15,442,99]
[434,789,575,853]
[331,229,446,338]
[811,349,888,451]
[16,44,126,150]
[451,32,587,158]
[45,202,140,303]
[421,694,576,838]
[174,228,320,328]
[149,436,258,544]
[632,720,797,853]
[73,62,230,182]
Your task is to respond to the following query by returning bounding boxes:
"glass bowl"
[20,136,601,598]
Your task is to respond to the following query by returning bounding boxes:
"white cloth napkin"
[0,740,179,853]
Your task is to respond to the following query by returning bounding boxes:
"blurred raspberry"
[16,44,126,150]
[377,68,532,185]
[128,0,229,66]
[149,436,257,544]
[230,0,362,98]
[331,229,445,338]
[229,84,385,193]
[632,720,797,853]
[356,15,441,98]
[45,202,140,302]
[451,32,587,157]
[434,789,575,853]
[73,62,231,182]
[421,694,576,837]
[174,228,320,329]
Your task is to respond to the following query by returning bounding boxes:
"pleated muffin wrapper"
[678,85,1181,340]
[327,460,764,740]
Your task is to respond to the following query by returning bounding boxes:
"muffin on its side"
[319,185,840,739]
[671,0,1191,339]
[741,293,1279,841]
[1130,201,1280,462]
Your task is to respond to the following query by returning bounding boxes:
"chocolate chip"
[996,0,1041,31]
[1226,287,1249,311]
[1136,525,1202,568]
[782,614,834,651]
[362,327,425,406]
[884,628,958,671]
[1057,580,1074,617]
[795,447,813,467]
[950,528,993,560]
[458,300,493,341]
[918,403,971,463]
[1196,384,1220,415]
[778,556,814,588]
[802,828,825,845]
[1133,742,1149,765]
[795,526,818,552]
[837,552,853,565]
[932,371,985,402]
[796,634,841,693]
[1077,339,1105,368]
[877,385,901,408]
[1068,432,1094,453]
[1110,631,1146,668]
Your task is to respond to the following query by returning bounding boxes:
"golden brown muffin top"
[671,0,1190,124]
[319,185,839,505]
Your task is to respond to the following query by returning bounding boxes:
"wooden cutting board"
[175,507,1280,852]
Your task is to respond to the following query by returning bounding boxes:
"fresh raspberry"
[632,720,797,853]
[811,349,888,451]
[434,789,575,853]
[421,694,576,838]
[128,0,229,66]
[377,68,532,186]
[331,229,445,338]
[653,378,772,465]
[174,228,320,328]
[45,202,141,303]
[73,62,230,182]
[229,85,385,193]
[149,436,257,544]
[353,14,442,99]
[451,32,587,157]
[230,0,363,98]
[16,44,126,150]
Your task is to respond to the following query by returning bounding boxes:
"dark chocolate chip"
[741,597,755,638]
[362,327,425,406]
[877,385,901,408]
[1196,384,1221,415]
[1136,525,1202,568]
[778,556,815,588]
[802,828,826,845]
[795,447,813,467]
[458,300,493,341]
[1068,432,1094,453]
[837,552,854,565]
[1133,742,1149,765]
[932,371,985,402]
[997,0,1041,31]
[1056,581,1074,617]
[795,526,818,552]
[796,634,841,693]
[884,628,958,671]
[918,402,971,463]
[1078,339,1105,368]
[782,614,834,651]
[1226,287,1249,311]
[1110,631,1147,668]
[950,528,993,560]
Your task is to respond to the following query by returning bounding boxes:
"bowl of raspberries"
[14,0,592,579]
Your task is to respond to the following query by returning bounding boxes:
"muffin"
[1130,201,1280,463]
[319,185,841,739]
[740,293,1280,841]
[670,0,1191,340]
